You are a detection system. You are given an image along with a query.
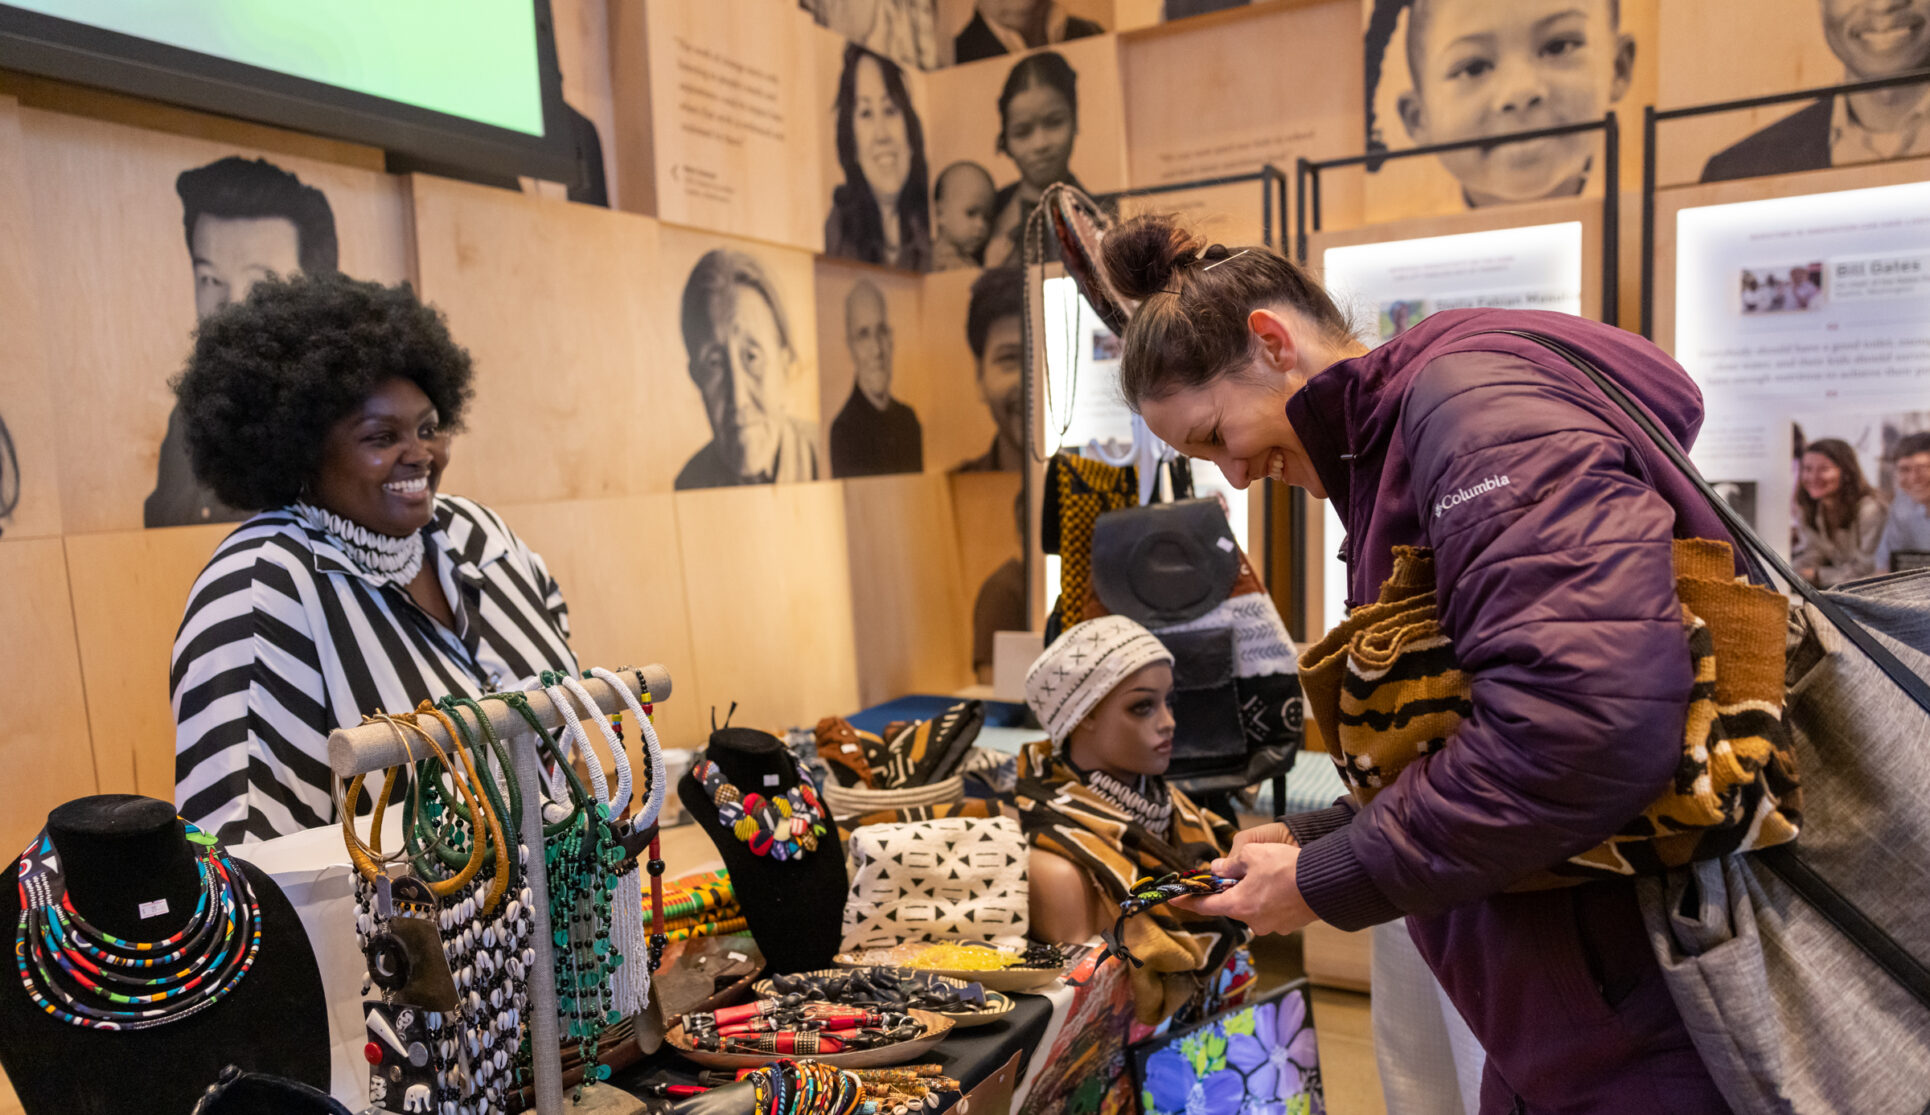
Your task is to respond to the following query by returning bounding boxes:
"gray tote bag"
[1496,330,1930,1115]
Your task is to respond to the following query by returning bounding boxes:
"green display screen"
[11,0,545,135]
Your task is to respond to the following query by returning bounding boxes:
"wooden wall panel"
[843,473,972,704]
[924,34,1130,268]
[20,109,412,535]
[0,97,60,542]
[673,483,862,734]
[1359,0,1656,224]
[0,540,97,856]
[1121,0,1359,198]
[64,525,231,803]
[920,267,1006,474]
[410,174,671,505]
[814,258,932,477]
[550,0,620,203]
[619,0,836,252]
[490,494,704,748]
[950,470,1025,682]
[655,223,826,490]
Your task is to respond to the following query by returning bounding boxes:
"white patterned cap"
[1024,616,1175,744]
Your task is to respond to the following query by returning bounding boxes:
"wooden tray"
[832,952,1066,993]
[752,968,1016,1027]
[665,1008,954,1070]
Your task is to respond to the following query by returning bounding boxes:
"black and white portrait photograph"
[1363,0,1640,214]
[931,160,996,270]
[802,0,942,71]
[955,266,1027,473]
[674,246,823,491]
[942,0,1108,65]
[146,156,338,527]
[1698,0,1922,181]
[817,264,926,477]
[925,35,1128,267]
[824,43,934,272]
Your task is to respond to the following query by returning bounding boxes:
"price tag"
[1216,537,1235,552]
[138,898,169,919]
[763,774,781,787]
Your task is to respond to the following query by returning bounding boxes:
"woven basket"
[821,776,965,818]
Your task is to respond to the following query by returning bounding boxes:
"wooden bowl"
[752,968,1016,1027]
[832,952,1067,993]
[664,1008,954,1070]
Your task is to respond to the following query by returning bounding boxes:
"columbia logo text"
[1434,474,1511,519]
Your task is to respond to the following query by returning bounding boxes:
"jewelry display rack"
[326,664,675,1115]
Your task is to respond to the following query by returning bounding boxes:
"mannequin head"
[1025,616,1177,778]
[1064,661,1177,779]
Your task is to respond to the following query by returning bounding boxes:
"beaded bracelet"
[1099,868,1239,968]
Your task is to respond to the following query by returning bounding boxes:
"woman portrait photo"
[984,50,1084,267]
[825,44,933,272]
[1792,435,1888,586]
[1364,0,1637,208]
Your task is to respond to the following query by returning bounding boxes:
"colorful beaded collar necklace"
[693,751,827,861]
[14,820,261,1030]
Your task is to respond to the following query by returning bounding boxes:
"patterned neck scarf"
[291,501,425,588]
[1012,740,1244,1025]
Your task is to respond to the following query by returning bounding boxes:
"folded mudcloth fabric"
[815,717,883,788]
[1298,540,1802,887]
[866,700,987,789]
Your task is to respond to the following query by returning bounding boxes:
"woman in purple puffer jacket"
[1106,215,1735,1114]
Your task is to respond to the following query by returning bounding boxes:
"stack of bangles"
[680,1000,922,1054]
[1100,867,1240,968]
[747,1059,863,1115]
[687,1063,961,1114]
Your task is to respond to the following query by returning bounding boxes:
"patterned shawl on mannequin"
[1011,739,1246,1024]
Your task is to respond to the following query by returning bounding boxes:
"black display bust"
[0,795,330,1115]
[678,728,847,975]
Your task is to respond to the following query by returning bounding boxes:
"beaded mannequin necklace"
[692,750,827,861]
[14,820,261,1030]
[292,500,426,587]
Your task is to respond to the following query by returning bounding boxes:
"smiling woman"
[167,272,578,844]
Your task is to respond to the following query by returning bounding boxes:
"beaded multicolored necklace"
[692,751,828,861]
[14,820,260,1030]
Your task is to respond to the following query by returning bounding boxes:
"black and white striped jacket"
[171,495,577,844]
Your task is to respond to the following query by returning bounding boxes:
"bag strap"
[1485,329,1930,1012]
[1482,328,1930,717]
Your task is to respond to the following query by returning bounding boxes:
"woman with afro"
[169,272,578,843]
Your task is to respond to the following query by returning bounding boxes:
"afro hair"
[172,271,474,513]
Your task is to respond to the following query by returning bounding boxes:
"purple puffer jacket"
[1281,309,1737,1114]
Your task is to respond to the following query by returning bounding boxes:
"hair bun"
[1101,214,1204,303]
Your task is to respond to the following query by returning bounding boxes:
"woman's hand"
[1221,822,1298,871]
[1173,841,1318,937]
